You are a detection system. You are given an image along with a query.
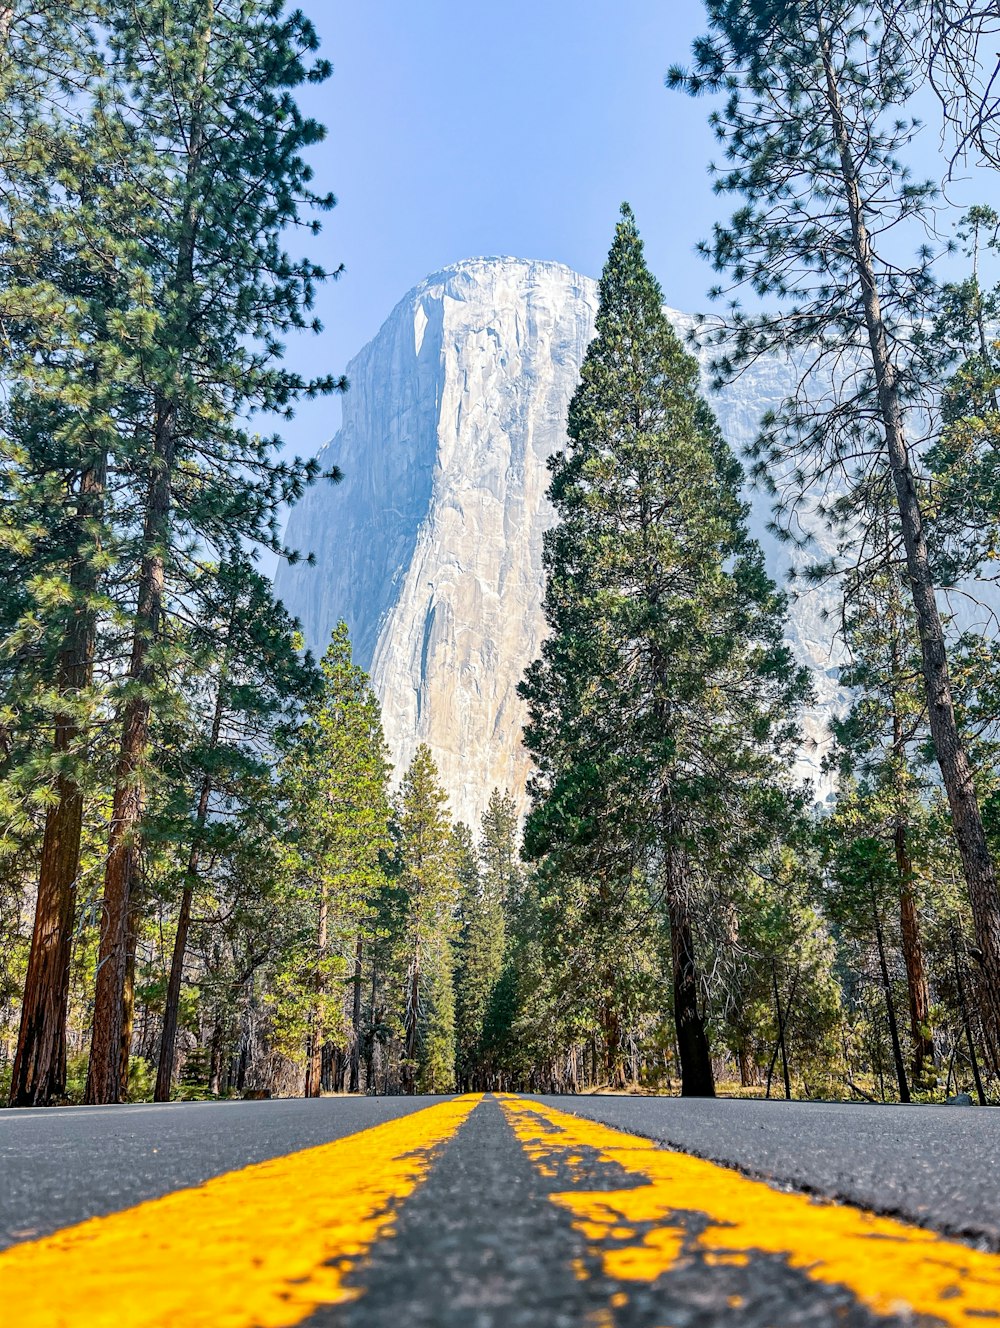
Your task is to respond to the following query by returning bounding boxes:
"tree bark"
[873,900,911,1103]
[118,885,143,1095]
[664,838,715,1098]
[155,881,194,1102]
[601,991,625,1088]
[208,1017,224,1096]
[304,887,328,1098]
[86,401,175,1105]
[895,824,935,1080]
[365,955,379,1093]
[403,953,420,1095]
[817,10,1000,1059]
[773,962,792,1100]
[887,602,936,1083]
[10,460,103,1106]
[349,936,363,1093]
[952,930,988,1105]
[155,650,227,1102]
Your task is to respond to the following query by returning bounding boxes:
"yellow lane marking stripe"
[500,1095,1000,1323]
[1,1094,481,1328]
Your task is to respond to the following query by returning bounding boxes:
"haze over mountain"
[275,257,845,825]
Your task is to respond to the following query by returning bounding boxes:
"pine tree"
[928,3,1000,170]
[826,545,938,1084]
[670,0,1000,1063]
[452,822,481,1089]
[396,746,459,1094]
[455,790,520,1089]
[85,0,341,1103]
[927,206,1000,584]
[1,2,148,1107]
[520,206,808,1097]
[280,623,392,1097]
[822,796,916,1102]
[153,557,320,1100]
[419,936,456,1093]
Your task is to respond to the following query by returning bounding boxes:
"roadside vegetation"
[2,1,1000,1105]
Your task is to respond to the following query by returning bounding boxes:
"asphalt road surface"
[1,1092,999,1326]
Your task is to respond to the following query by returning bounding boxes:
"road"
[1,1092,999,1326]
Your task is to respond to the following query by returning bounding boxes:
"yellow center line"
[0,1094,482,1328]
[500,1094,1000,1323]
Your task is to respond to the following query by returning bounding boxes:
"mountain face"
[275,258,845,827]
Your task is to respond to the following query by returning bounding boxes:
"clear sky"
[279,0,721,464]
[276,1,992,473]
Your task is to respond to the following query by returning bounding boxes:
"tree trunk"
[118,885,143,1096]
[305,887,329,1099]
[766,967,798,1100]
[737,1039,753,1088]
[601,993,625,1088]
[895,823,935,1080]
[155,667,225,1102]
[349,936,363,1093]
[818,11,1000,1059]
[772,962,792,1101]
[403,954,420,1095]
[10,457,104,1106]
[952,931,988,1105]
[85,15,211,1104]
[873,900,910,1103]
[85,409,172,1104]
[154,882,194,1102]
[208,1018,224,1096]
[665,840,715,1098]
[365,956,379,1093]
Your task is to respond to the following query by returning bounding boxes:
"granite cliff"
[275,258,845,825]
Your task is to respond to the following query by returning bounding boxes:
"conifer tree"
[85,0,341,1103]
[280,623,392,1097]
[827,548,937,1083]
[521,206,807,1097]
[396,746,459,1094]
[0,2,149,1107]
[153,558,320,1100]
[453,822,481,1089]
[419,937,457,1093]
[455,790,520,1089]
[670,0,1000,1060]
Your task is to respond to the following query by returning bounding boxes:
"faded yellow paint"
[0,1095,480,1328]
[501,1095,1000,1324]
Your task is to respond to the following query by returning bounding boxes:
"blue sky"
[279,0,720,464]
[276,0,993,472]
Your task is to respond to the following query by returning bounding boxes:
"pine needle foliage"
[521,205,809,1096]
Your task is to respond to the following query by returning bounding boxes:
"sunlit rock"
[276,258,845,825]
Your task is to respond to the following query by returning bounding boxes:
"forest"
[2,0,1000,1107]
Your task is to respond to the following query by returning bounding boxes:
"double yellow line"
[0,1096,478,1327]
[500,1095,1000,1326]
[3,1093,999,1326]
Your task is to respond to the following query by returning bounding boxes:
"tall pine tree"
[396,745,459,1094]
[280,623,392,1097]
[455,790,520,1089]
[1,2,147,1106]
[521,206,807,1097]
[670,0,1000,1064]
[153,557,320,1100]
[85,0,341,1103]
